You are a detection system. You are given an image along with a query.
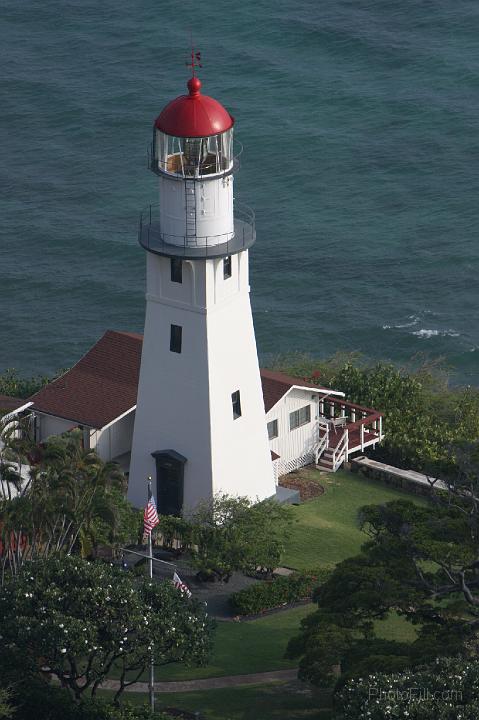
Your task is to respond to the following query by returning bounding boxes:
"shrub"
[155,515,193,552]
[13,681,179,719]
[189,494,292,583]
[336,656,479,719]
[229,571,327,615]
[273,354,479,476]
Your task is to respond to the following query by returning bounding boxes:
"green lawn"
[283,469,427,571]
[111,604,314,683]
[109,470,422,694]
[100,684,332,720]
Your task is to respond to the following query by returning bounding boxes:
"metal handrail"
[138,200,255,256]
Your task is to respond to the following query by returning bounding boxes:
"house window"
[267,419,278,439]
[170,258,183,283]
[231,390,242,419]
[170,324,182,353]
[224,256,232,279]
[289,405,311,431]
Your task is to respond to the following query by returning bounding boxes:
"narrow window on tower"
[223,256,232,279]
[231,390,242,420]
[170,258,183,284]
[170,324,182,354]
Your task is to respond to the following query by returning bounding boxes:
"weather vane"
[186,45,202,77]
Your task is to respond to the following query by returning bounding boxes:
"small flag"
[144,488,159,535]
[173,571,192,598]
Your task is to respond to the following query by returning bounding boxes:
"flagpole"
[147,476,155,713]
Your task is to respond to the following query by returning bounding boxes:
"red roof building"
[24,331,383,479]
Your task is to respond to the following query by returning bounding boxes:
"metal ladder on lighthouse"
[184,179,197,245]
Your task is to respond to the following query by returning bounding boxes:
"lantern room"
[151,77,235,178]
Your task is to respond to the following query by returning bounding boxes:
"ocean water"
[1,0,479,384]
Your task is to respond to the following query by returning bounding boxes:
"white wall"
[91,410,135,462]
[158,174,234,245]
[37,413,76,441]
[129,248,275,512]
[266,388,321,476]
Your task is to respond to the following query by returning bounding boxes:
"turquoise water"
[2,0,478,383]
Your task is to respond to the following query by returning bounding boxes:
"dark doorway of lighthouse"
[151,450,186,516]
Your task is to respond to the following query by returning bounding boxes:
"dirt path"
[100,668,298,693]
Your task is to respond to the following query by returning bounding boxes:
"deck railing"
[318,396,383,440]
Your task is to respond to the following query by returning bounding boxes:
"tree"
[274,354,479,476]
[0,429,141,582]
[0,556,213,704]
[287,443,479,687]
[0,368,57,400]
[336,657,479,720]
[189,493,292,582]
[0,688,13,719]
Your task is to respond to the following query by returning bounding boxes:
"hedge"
[229,571,326,615]
[12,682,179,719]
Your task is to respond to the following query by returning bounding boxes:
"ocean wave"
[382,315,421,330]
[412,329,460,339]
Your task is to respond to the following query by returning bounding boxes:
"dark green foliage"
[229,571,326,615]
[155,515,193,552]
[0,369,63,400]
[0,430,141,575]
[336,657,479,719]
[0,688,13,720]
[0,556,213,704]
[287,447,479,688]
[11,681,177,719]
[273,354,479,475]
[188,494,293,582]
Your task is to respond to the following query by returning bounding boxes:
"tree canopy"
[186,493,293,582]
[337,657,479,720]
[0,556,213,704]
[287,442,479,687]
[0,427,141,582]
[274,353,479,475]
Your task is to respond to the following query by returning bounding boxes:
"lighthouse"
[128,72,276,514]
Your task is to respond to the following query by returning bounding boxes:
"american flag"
[143,489,159,535]
[173,571,192,598]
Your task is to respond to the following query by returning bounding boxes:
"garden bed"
[279,468,325,501]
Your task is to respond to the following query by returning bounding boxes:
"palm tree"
[0,428,132,582]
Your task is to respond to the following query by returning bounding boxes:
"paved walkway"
[100,668,298,693]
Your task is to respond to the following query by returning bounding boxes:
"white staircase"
[316,428,349,473]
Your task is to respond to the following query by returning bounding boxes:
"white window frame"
[289,405,311,431]
[267,419,278,439]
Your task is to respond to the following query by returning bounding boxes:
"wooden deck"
[319,424,382,453]
[325,425,380,452]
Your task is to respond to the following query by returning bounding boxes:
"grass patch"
[282,469,428,571]
[375,611,418,643]
[99,684,332,719]
[110,604,314,683]
[159,605,313,681]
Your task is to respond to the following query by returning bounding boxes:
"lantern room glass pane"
[154,128,233,177]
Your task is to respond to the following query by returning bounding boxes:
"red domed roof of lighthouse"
[155,77,234,138]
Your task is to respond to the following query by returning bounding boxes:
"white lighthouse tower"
[128,72,276,514]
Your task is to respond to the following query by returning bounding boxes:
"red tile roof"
[28,331,331,429]
[29,331,142,429]
[259,368,331,413]
[0,394,28,413]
